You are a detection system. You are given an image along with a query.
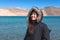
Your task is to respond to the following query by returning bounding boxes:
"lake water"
[0,16,60,40]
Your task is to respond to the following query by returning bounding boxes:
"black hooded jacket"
[24,7,50,40]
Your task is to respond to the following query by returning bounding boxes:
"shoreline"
[0,15,59,17]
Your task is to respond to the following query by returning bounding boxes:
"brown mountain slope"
[42,6,60,16]
[0,7,60,16]
[0,8,28,16]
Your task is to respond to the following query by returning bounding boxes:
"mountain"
[0,8,28,16]
[0,6,60,16]
[42,6,60,16]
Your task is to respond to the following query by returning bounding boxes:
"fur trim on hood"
[27,7,43,24]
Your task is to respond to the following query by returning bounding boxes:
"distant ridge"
[0,8,28,16]
[42,6,60,16]
[0,6,60,16]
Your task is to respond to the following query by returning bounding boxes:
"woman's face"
[31,12,37,21]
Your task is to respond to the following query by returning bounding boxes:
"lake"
[0,16,60,40]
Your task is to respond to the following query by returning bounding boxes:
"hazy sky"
[0,0,60,9]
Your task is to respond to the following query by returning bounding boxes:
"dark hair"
[29,10,38,24]
[30,10,38,17]
[28,10,38,35]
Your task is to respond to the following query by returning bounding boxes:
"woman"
[24,7,50,40]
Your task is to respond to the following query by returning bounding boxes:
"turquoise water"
[0,16,60,40]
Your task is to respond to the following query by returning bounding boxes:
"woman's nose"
[31,15,35,18]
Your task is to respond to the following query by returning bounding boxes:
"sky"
[0,0,60,9]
